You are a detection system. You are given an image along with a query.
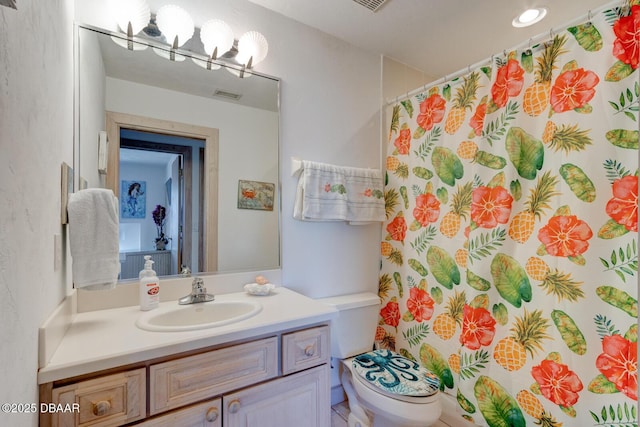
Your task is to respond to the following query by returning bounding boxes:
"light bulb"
[156,4,194,48]
[113,0,150,35]
[236,31,268,67]
[200,19,234,58]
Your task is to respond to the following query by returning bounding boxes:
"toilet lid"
[352,350,440,399]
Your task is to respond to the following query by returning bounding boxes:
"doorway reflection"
[118,129,205,279]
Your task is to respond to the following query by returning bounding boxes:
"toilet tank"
[319,292,381,359]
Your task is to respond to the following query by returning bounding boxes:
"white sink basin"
[136,300,262,332]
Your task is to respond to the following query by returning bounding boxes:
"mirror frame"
[74,23,282,279]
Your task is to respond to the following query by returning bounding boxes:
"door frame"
[106,111,219,272]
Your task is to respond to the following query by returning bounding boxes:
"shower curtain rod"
[386,0,625,106]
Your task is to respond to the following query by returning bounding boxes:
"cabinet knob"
[304,344,315,357]
[205,407,219,422]
[92,400,111,417]
[228,399,241,414]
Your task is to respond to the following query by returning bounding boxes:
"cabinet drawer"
[51,368,145,427]
[149,337,278,415]
[282,326,329,375]
[136,398,221,427]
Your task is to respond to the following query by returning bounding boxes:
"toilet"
[321,292,442,427]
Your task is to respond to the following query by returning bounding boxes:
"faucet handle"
[192,277,205,293]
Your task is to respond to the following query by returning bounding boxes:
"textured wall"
[0,0,74,425]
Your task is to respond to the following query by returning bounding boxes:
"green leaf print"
[412,166,433,180]
[414,127,439,161]
[609,82,639,122]
[431,146,464,186]
[460,350,490,380]
[567,23,603,51]
[400,99,414,118]
[408,258,428,277]
[593,314,620,339]
[599,240,638,283]
[436,187,448,204]
[590,403,638,426]
[398,348,417,362]
[510,180,522,201]
[419,343,454,389]
[474,376,526,427]
[559,164,596,203]
[605,60,635,82]
[431,286,443,304]
[521,49,533,73]
[475,151,507,170]
[550,310,587,355]
[482,101,518,145]
[426,246,461,289]
[606,129,639,149]
[468,228,506,264]
[492,303,509,326]
[399,186,409,209]
[505,127,544,180]
[625,323,638,342]
[467,270,491,291]
[410,225,437,255]
[457,389,477,414]
[588,374,621,394]
[402,323,430,347]
[490,253,532,308]
[393,272,404,298]
[598,218,630,239]
[596,286,638,317]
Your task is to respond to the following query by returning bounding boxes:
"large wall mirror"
[75,24,280,282]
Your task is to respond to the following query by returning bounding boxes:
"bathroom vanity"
[38,288,336,426]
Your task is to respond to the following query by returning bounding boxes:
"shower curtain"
[379,2,638,426]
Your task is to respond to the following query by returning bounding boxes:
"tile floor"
[331,401,453,427]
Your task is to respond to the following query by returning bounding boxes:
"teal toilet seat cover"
[352,350,440,397]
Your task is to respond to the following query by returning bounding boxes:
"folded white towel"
[293,160,385,223]
[67,189,120,290]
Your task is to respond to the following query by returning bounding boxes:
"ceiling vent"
[213,89,242,100]
[351,0,388,12]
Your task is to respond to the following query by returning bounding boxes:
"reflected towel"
[293,160,385,223]
[67,189,120,290]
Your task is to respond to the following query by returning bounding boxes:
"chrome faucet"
[178,277,215,305]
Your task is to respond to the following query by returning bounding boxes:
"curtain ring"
[549,28,554,39]
[588,10,592,22]
[528,37,533,48]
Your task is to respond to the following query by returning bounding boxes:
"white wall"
[74,0,384,298]
[0,1,74,426]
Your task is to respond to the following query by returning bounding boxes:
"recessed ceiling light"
[512,7,547,28]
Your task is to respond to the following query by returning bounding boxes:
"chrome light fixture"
[111,2,269,75]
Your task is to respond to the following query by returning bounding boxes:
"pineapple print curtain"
[380,2,639,426]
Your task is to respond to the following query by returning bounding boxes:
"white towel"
[293,160,385,223]
[67,189,120,290]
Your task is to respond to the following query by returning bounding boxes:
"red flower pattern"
[416,94,446,131]
[596,335,638,401]
[386,215,407,242]
[532,359,583,407]
[491,59,525,107]
[394,128,411,155]
[413,193,441,226]
[460,305,496,350]
[538,215,593,257]
[471,186,513,229]
[550,68,599,113]
[406,288,435,322]
[606,175,638,232]
[613,5,640,69]
[469,101,487,136]
[380,300,400,328]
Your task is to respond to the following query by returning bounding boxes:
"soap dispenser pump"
[139,255,160,311]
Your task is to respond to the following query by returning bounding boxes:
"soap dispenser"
[139,255,160,311]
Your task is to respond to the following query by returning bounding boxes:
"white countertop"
[38,287,337,384]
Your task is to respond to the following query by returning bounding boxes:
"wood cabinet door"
[136,398,221,427]
[223,365,330,427]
